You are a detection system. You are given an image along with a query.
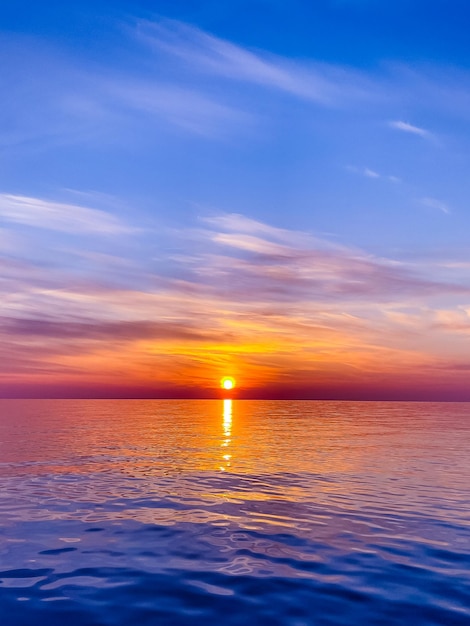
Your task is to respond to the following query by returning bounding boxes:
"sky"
[2,0,470,399]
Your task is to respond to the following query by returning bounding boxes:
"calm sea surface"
[0,400,469,625]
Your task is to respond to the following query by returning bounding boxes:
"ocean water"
[0,400,469,626]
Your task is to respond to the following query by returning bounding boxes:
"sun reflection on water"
[221,399,232,471]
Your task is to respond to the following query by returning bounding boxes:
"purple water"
[0,400,469,625]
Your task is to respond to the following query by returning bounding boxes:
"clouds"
[389,120,430,138]
[2,209,470,396]
[114,83,248,136]
[133,17,470,137]
[195,213,468,302]
[134,18,375,107]
[0,32,249,148]
[421,197,450,214]
[0,194,134,235]
[347,166,400,183]
[3,207,468,320]
[202,213,315,250]
[0,316,211,343]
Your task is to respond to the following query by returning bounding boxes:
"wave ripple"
[0,400,469,625]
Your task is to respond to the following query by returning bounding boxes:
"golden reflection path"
[221,398,232,471]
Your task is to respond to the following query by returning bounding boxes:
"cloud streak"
[389,120,430,138]
[421,197,451,214]
[134,18,376,107]
[347,166,400,183]
[0,194,134,235]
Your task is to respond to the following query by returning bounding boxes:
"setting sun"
[221,376,236,390]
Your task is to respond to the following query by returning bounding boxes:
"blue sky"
[2,1,470,398]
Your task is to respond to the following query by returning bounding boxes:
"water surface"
[0,400,469,625]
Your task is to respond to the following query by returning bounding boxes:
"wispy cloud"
[421,197,451,214]
[347,166,400,183]
[201,213,315,248]
[0,194,135,235]
[0,33,250,149]
[389,120,430,138]
[107,81,249,136]
[133,19,470,131]
[363,168,380,179]
[134,18,376,107]
[196,213,467,302]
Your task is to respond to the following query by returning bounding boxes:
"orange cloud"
[2,212,470,399]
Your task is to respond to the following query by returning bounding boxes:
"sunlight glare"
[223,398,232,438]
[221,398,232,471]
[221,376,236,390]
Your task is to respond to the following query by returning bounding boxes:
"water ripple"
[0,399,469,625]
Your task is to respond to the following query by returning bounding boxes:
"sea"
[0,399,469,625]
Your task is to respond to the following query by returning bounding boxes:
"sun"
[221,376,236,391]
